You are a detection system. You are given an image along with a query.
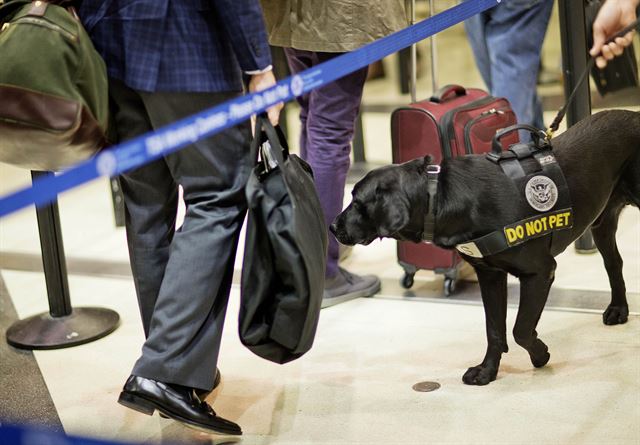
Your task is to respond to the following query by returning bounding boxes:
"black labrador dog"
[331,109,640,385]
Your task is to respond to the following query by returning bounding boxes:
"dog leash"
[546,18,639,140]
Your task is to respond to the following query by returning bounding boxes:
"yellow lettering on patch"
[503,209,573,247]
[505,227,520,243]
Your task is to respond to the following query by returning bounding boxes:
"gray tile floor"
[1,7,640,445]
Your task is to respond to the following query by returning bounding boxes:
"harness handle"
[491,124,548,154]
[429,84,466,103]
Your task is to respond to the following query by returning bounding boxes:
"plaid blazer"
[79,0,272,92]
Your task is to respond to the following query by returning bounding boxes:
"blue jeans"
[465,0,554,138]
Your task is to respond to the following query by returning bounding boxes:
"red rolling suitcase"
[390,84,518,294]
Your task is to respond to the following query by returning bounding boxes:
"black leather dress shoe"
[118,375,241,435]
[159,368,221,419]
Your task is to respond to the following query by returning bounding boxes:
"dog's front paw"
[462,365,497,386]
[529,339,550,368]
[603,304,629,325]
[531,351,550,368]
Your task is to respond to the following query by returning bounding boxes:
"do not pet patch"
[504,208,573,247]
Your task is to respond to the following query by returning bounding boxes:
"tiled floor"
[1,5,640,445]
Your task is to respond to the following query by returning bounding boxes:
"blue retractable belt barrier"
[0,0,499,218]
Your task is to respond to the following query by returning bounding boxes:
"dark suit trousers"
[108,79,252,392]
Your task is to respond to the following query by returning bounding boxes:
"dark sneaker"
[321,267,381,308]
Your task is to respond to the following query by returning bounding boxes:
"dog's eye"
[353,202,370,220]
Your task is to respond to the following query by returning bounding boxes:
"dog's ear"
[376,194,410,237]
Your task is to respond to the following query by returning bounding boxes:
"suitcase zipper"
[439,96,495,158]
[463,107,514,154]
[10,16,77,42]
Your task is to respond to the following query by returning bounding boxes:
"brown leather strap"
[28,0,47,16]
[67,5,79,20]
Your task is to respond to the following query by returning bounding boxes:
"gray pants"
[108,79,252,392]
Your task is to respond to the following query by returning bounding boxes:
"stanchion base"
[6,307,120,350]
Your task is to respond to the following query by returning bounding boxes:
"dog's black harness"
[454,125,574,259]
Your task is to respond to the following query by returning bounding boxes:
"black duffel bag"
[239,115,327,364]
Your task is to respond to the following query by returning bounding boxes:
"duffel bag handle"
[251,113,289,170]
[491,124,548,154]
[429,84,466,103]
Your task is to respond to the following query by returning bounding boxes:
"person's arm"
[589,0,639,68]
[215,0,282,125]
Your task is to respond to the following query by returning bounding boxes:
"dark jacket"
[79,0,272,92]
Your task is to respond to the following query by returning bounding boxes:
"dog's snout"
[330,215,353,245]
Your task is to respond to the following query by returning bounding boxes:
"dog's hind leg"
[462,266,509,385]
[513,257,556,369]
[591,192,629,325]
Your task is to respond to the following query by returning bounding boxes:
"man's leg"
[130,89,252,393]
[485,0,554,131]
[285,49,380,307]
[108,79,178,337]
[464,11,493,90]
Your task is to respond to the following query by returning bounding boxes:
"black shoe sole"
[118,392,242,436]
[118,391,155,416]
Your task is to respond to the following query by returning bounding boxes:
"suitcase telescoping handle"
[429,84,466,103]
[491,124,549,154]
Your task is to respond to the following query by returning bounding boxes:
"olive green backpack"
[0,0,109,171]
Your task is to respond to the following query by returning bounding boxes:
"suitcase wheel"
[401,272,415,289]
[444,277,457,296]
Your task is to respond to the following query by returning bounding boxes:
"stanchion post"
[31,171,73,317]
[558,0,597,253]
[5,171,120,349]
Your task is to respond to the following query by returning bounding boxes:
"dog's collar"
[422,164,440,242]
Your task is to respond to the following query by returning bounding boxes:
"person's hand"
[248,70,283,126]
[589,0,639,68]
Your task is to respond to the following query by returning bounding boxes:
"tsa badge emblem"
[525,175,558,212]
